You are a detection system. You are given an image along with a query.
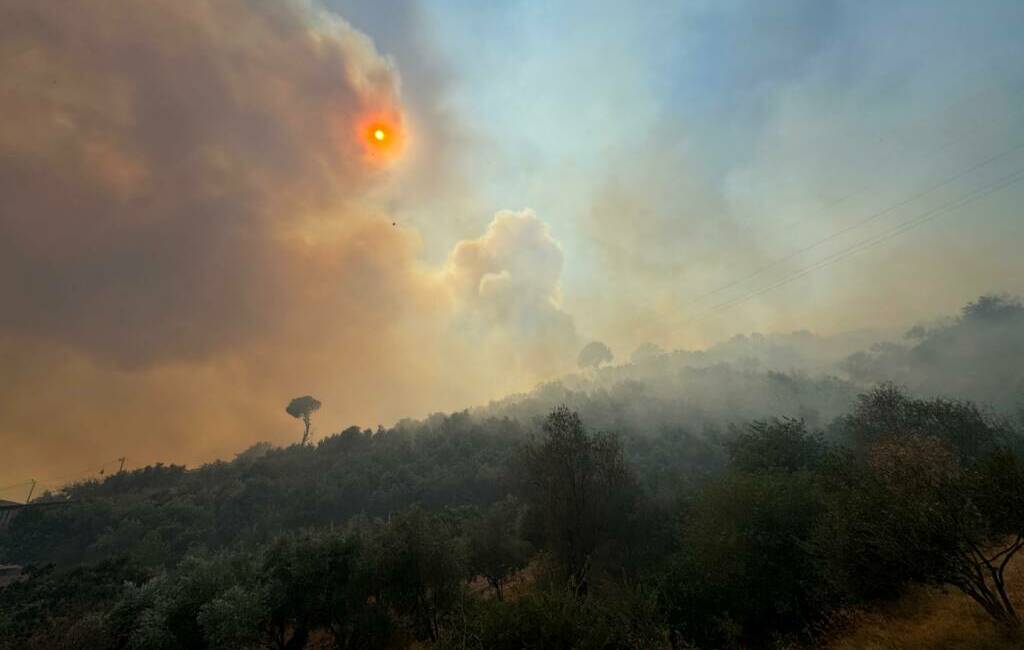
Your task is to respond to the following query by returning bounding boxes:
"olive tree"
[521,407,636,594]
[826,385,1024,631]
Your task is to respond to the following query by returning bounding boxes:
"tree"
[821,433,1024,631]
[577,341,613,370]
[366,507,465,643]
[465,497,532,601]
[0,559,147,650]
[630,342,664,365]
[197,586,266,650]
[108,551,263,650]
[661,417,832,648]
[727,417,825,474]
[961,293,1022,322]
[521,407,636,594]
[260,529,390,649]
[874,438,1023,629]
[836,383,1005,463]
[285,395,321,445]
[662,471,828,648]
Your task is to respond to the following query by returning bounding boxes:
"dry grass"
[467,559,541,602]
[825,554,1024,650]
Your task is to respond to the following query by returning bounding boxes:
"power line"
[735,53,1018,190]
[662,77,1024,282]
[39,459,123,485]
[690,140,1024,306]
[713,167,1024,316]
[1,458,124,494]
[677,165,1024,328]
[0,480,33,493]
[757,82,1024,240]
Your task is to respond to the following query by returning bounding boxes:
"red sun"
[357,112,405,161]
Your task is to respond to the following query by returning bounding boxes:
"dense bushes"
[656,391,1024,647]
[2,385,1023,648]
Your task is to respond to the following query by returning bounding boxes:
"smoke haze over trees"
[3,296,1024,648]
[2,0,1024,647]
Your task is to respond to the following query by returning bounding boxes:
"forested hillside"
[5,0,1023,645]
[2,297,1024,649]
[483,294,1024,426]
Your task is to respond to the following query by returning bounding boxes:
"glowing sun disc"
[356,113,404,161]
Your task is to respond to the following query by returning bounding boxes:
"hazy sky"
[353,0,1024,338]
[2,0,1023,490]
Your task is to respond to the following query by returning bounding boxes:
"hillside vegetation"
[827,555,1024,650]
[1,296,1023,649]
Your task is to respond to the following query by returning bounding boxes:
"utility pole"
[118,457,126,473]
[26,479,36,504]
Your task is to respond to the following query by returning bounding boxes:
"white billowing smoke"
[444,209,579,382]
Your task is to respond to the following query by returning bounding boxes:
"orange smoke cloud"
[0,0,580,487]
[0,0,429,482]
